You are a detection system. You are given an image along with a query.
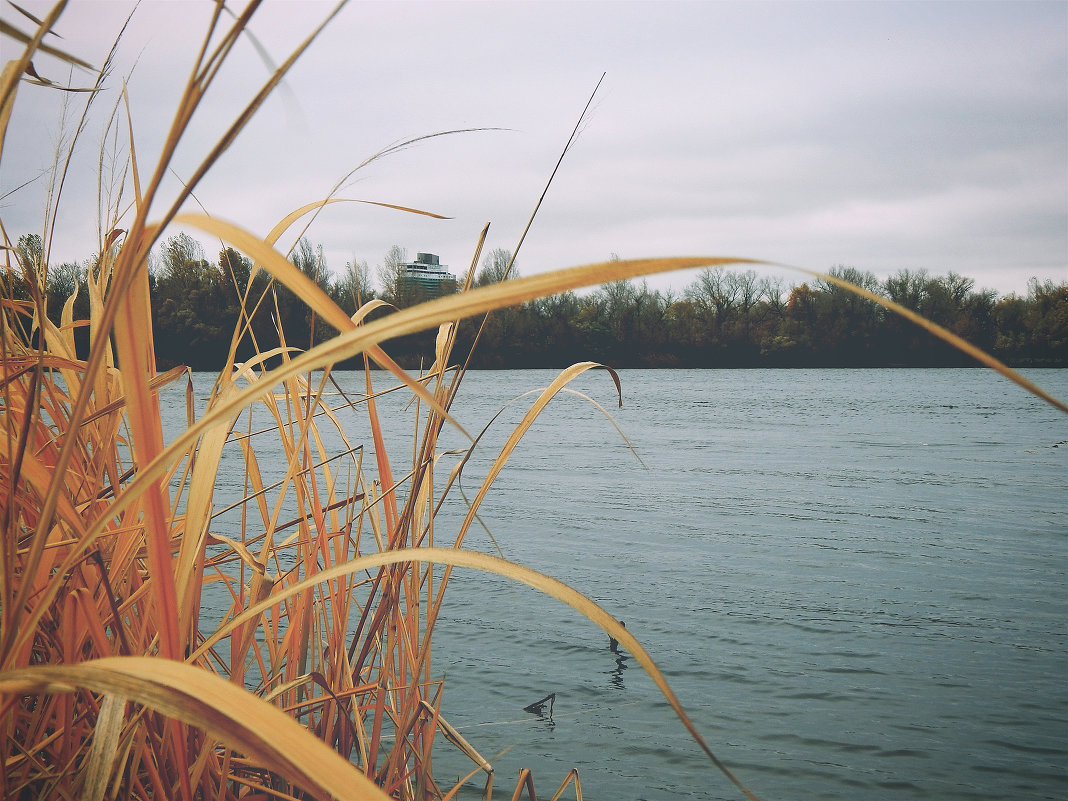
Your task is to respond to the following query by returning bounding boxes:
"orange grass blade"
[364,367,398,535]
[351,298,393,325]
[174,382,235,645]
[0,657,393,801]
[549,769,583,801]
[122,84,144,214]
[110,244,181,661]
[418,699,492,775]
[0,437,84,533]
[264,197,447,260]
[79,364,188,427]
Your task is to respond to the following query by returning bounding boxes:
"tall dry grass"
[1,4,1065,801]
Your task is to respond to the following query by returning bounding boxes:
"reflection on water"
[609,654,629,690]
[608,619,629,689]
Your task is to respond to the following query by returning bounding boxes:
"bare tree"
[334,256,372,312]
[884,268,929,310]
[376,245,408,301]
[730,270,760,316]
[942,272,976,307]
[475,248,516,286]
[46,261,83,301]
[598,278,638,339]
[729,269,760,337]
[759,275,788,317]
[688,266,739,333]
[342,257,371,297]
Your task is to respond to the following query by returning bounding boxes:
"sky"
[2,0,1066,298]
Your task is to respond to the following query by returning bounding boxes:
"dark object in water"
[609,620,626,653]
[523,692,556,717]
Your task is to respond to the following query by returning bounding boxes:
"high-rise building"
[401,253,456,297]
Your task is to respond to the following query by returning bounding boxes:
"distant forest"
[15,233,1068,370]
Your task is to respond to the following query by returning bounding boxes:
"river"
[175,368,1067,801]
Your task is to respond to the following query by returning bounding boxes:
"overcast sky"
[3,0,1066,297]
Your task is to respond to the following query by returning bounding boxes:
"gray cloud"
[2,0,1064,297]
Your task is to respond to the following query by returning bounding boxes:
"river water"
[176,368,1067,801]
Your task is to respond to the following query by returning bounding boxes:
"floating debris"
[609,620,626,653]
[523,692,556,718]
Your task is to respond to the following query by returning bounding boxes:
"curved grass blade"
[444,361,622,560]
[174,211,471,441]
[188,546,761,801]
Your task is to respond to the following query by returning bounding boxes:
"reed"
[1,4,1064,801]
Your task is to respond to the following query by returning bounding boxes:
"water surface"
[179,368,1067,801]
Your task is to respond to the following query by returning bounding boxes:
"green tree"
[992,293,1028,360]
[15,233,43,282]
[269,237,333,349]
[219,247,253,303]
[152,233,230,369]
[160,233,206,289]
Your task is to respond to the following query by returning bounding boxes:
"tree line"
[13,233,1068,370]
